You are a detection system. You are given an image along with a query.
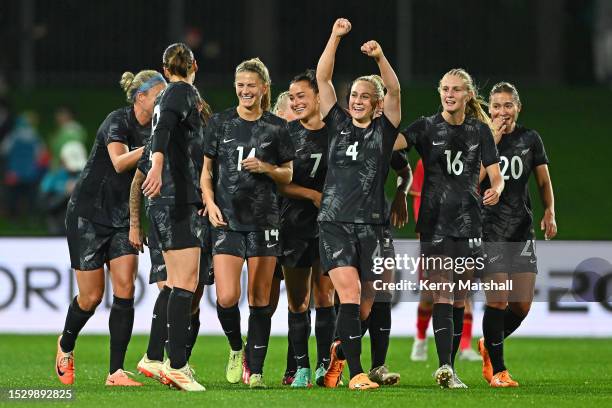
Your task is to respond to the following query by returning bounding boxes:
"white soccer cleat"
[448,372,468,389]
[160,360,205,391]
[411,338,428,361]
[137,354,168,384]
[433,364,454,388]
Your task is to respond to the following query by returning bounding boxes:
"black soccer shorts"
[147,204,204,251]
[279,235,319,269]
[319,221,388,282]
[66,210,137,271]
[211,228,280,258]
[483,239,538,275]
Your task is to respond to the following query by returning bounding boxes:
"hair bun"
[120,72,135,92]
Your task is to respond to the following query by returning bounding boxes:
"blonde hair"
[272,91,290,115]
[235,57,272,111]
[353,74,385,101]
[490,81,522,107]
[439,68,492,129]
[119,70,164,103]
[163,43,195,78]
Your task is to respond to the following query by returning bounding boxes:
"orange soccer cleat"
[348,373,379,390]
[490,370,519,388]
[55,336,75,385]
[478,337,493,383]
[105,369,143,386]
[323,340,346,388]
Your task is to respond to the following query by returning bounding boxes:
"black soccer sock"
[315,306,336,367]
[60,296,95,352]
[185,308,200,361]
[167,287,193,369]
[108,296,135,374]
[450,306,465,368]
[285,334,297,373]
[288,310,311,369]
[503,307,526,338]
[360,317,370,337]
[483,306,507,374]
[216,302,243,351]
[369,301,392,369]
[336,303,363,379]
[247,305,273,375]
[146,286,171,361]
[432,303,454,367]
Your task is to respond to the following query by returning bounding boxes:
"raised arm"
[361,41,401,127]
[316,18,351,118]
[534,164,557,239]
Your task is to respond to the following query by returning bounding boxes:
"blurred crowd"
[0,98,87,235]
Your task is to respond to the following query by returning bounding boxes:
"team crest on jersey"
[521,148,530,155]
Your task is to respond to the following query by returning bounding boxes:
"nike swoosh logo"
[349,335,360,340]
[254,345,267,349]
[56,365,65,377]
[223,138,235,143]
[267,243,277,248]
[295,148,304,153]
[434,328,446,333]
[433,141,445,146]
[341,130,351,135]
[491,341,503,347]
[379,328,391,332]
[223,330,234,334]
[296,354,307,359]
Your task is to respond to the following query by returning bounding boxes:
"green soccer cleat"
[225,348,244,384]
[291,367,312,388]
[249,373,267,389]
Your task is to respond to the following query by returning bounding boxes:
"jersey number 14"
[236,146,256,171]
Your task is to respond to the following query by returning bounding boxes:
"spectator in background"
[50,106,86,169]
[39,141,87,235]
[0,97,16,216]
[0,112,47,218]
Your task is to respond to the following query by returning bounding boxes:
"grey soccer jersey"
[318,103,398,224]
[401,113,499,238]
[481,125,549,241]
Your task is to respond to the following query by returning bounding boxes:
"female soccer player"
[130,94,213,384]
[478,82,557,387]
[55,69,166,386]
[276,69,336,388]
[201,57,294,389]
[395,68,504,388]
[316,18,401,390]
[141,43,206,392]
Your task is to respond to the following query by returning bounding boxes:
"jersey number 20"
[500,155,524,180]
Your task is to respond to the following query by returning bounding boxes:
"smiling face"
[288,80,319,121]
[489,91,521,132]
[235,71,267,110]
[439,74,472,115]
[348,80,381,123]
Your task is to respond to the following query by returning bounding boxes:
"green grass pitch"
[1,335,610,407]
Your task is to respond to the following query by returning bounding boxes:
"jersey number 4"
[236,146,256,171]
[346,142,359,161]
[444,150,463,175]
